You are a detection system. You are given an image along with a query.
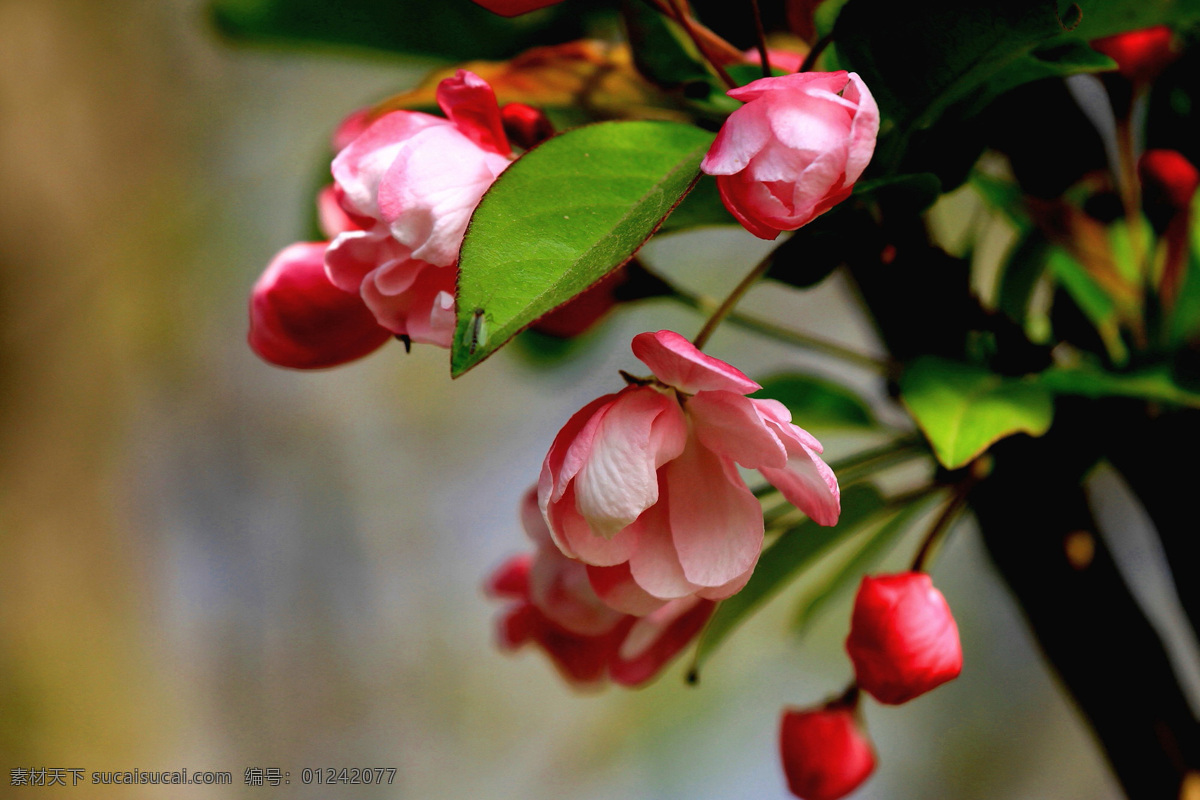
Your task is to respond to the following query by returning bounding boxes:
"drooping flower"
[700,71,878,239]
[486,489,714,687]
[326,70,515,346]
[845,572,962,705]
[539,330,840,605]
[779,702,876,800]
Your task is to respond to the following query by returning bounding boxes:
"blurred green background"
[1,0,1187,797]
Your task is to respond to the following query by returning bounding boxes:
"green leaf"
[689,485,887,679]
[995,230,1051,329]
[754,373,879,432]
[1047,249,1128,363]
[452,121,714,376]
[621,0,711,89]
[900,357,1054,469]
[791,495,934,634]
[1039,364,1200,408]
[209,0,609,60]
[835,0,1200,171]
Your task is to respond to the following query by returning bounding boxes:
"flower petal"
[758,420,840,526]
[436,69,511,156]
[665,438,764,587]
[573,388,684,537]
[688,390,788,469]
[631,330,761,395]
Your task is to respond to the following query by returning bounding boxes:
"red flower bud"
[845,572,962,705]
[1091,26,1177,85]
[469,0,563,17]
[1140,149,1200,212]
[248,242,391,369]
[501,102,556,150]
[779,706,876,800]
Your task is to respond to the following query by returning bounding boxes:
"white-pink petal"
[573,388,685,537]
[665,438,764,587]
[687,390,788,469]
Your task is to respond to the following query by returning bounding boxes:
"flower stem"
[909,468,978,572]
[661,0,739,89]
[661,273,891,372]
[749,0,772,79]
[797,32,833,73]
[691,252,775,349]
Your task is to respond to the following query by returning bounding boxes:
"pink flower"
[845,572,962,705]
[486,490,714,687]
[539,331,840,604]
[779,705,876,800]
[248,241,392,369]
[326,70,515,346]
[700,71,878,240]
[1092,26,1177,85]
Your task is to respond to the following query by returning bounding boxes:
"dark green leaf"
[210,0,608,60]
[1039,364,1200,408]
[754,373,878,432]
[900,356,1054,469]
[854,172,943,211]
[453,121,714,376]
[689,485,887,679]
[835,0,1200,172]
[996,230,1051,328]
[621,0,711,89]
[791,495,934,634]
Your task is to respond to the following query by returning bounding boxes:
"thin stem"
[749,0,772,79]
[663,277,892,372]
[910,468,978,572]
[664,0,738,89]
[798,32,833,73]
[692,251,775,349]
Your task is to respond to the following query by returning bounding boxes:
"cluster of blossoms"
[241,12,981,794]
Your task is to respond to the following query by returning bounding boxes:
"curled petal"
[437,69,511,156]
[586,563,667,616]
[631,330,761,395]
[758,418,840,527]
[572,388,686,538]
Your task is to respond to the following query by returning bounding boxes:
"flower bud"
[248,242,391,369]
[700,71,878,239]
[1091,26,1177,85]
[500,102,556,150]
[845,572,962,705]
[1140,149,1200,215]
[779,705,876,800]
[470,0,563,16]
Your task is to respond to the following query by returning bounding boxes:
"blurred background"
[1,0,1191,797]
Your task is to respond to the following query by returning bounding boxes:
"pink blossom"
[539,331,840,604]
[845,572,963,705]
[326,70,515,346]
[779,704,876,800]
[700,71,878,239]
[486,489,714,688]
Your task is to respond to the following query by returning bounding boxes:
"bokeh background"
[2,0,1198,797]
